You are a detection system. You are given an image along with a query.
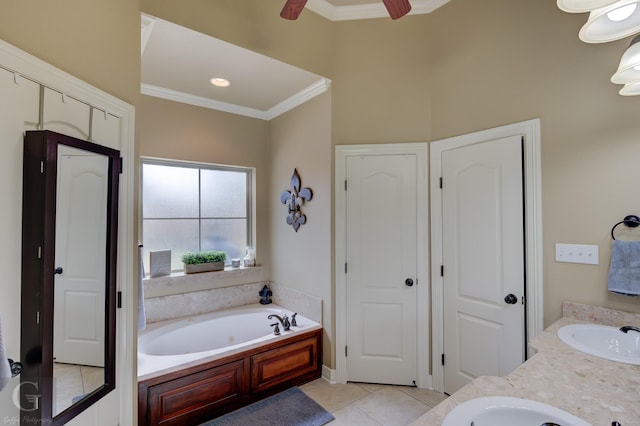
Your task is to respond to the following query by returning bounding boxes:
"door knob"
[54,267,63,275]
[504,293,518,304]
[405,278,414,287]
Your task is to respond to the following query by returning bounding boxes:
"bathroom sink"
[557,324,640,365]
[442,396,590,426]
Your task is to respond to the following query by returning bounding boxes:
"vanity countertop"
[412,304,640,425]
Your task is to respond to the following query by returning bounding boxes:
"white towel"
[138,244,147,330]
[608,240,640,296]
[0,315,12,392]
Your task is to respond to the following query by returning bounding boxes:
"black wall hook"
[611,215,640,240]
[8,358,22,377]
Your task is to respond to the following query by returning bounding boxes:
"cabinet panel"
[146,359,244,425]
[250,335,319,393]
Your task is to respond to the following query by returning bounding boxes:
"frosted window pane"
[201,169,247,217]
[202,219,247,260]
[143,164,199,218]
[142,219,199,271]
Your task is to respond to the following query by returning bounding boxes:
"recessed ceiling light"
[210,77,230,87]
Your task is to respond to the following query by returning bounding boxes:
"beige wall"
[137,95,272,276]
[0,0,140,105]
[331,16,432,144]
[270,91,333,367]
[426,0,640,326]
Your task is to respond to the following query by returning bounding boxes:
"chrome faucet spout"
[268,314,291,331]
[619,325,640,334]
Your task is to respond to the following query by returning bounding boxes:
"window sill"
[143,265,267,299]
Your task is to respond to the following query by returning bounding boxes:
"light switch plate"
[555,243,599,265]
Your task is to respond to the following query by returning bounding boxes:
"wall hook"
[8,359,22,377]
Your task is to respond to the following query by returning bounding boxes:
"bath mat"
[201,386,334,426]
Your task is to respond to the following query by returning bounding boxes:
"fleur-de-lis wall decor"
[280,168,313,232]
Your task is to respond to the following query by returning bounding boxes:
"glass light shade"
[557,0,620,13]
[579,0,640,42]
[619,81,640,94]
[611,35,640,83]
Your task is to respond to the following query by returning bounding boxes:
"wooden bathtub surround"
[138,328,322,425]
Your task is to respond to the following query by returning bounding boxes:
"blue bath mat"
[201,386,334,426]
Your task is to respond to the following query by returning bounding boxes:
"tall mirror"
[20,130,120,425]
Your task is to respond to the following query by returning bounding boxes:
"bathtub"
[137,303,320,378]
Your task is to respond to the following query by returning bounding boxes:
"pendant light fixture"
[557,0,619,13]
[579,0,640,43]
[611,35,640,83]
[619,81,640,94]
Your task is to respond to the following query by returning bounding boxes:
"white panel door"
[345,154,417,385]
[442,135,525,394]
[53,146,109,367]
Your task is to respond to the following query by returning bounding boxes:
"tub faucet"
[268,314,290,331]
[619,326,640,334]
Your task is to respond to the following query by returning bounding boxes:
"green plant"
[181,250,227,265]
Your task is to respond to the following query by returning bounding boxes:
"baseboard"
[321,365,337,384]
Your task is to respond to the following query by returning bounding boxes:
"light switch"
[555,243,599,265]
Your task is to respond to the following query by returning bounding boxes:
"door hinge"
[345,345,348,357]
[40,161,44,174]
[36,311,40,324]
[441,353,445,366]
[345,262,347,274]
[117,291,122,309]
[439,177,443,189]
[522,295,526,305]
[119,157,124,174]
[344,179,347,191]
[440,265,444,277]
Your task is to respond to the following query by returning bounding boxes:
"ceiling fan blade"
[382,0,412,19]
[280,0,308,20]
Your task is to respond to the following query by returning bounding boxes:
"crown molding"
[306,0,449,21]
[141,78,331,121]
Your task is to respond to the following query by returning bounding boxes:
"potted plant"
[182,250,227,274]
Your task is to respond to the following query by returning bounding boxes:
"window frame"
[140,156,255,272]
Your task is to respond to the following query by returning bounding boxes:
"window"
[141,159,253,273]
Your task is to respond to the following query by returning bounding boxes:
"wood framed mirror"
[20,130,121,425]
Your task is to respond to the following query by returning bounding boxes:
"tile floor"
[299,379,448,425]
[52,362,104,416]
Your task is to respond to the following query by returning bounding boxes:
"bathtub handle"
[271,323,281,336]
[291,313,298,327]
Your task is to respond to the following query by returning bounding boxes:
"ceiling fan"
[280,0,412,20]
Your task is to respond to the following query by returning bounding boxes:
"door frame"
[335,143,430,387]
[430,119,543,393]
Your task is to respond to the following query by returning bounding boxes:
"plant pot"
[184,261,225,274]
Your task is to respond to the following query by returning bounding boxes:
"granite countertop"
[412,303,640,425]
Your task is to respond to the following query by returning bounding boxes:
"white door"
[53,146,109,367]
[345,154,418,385]
[441,135,525,394]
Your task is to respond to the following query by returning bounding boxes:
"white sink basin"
[442,396,590,426]
[557,324,640,365]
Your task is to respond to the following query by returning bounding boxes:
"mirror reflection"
[52,145,109,416]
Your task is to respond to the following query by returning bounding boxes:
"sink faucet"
[268,314,290,331]
[619,326,640,334]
